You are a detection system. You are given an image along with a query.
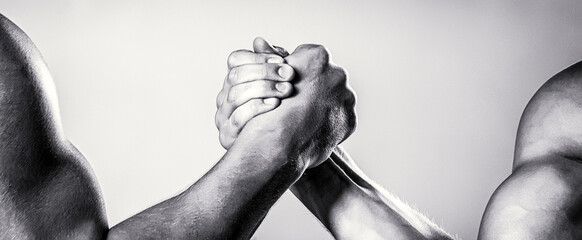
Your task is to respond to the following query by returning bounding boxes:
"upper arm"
[479,158,582,240]
[0,13,108,239]
[480,60,582,239]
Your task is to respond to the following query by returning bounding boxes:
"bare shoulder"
[515,60,582,167]
[479,61,582,239]
[0,13,108,239]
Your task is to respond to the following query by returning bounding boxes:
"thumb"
[253,37,289,57]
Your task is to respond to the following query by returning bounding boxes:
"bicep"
[479,157,582,240]
[0,14,108,239]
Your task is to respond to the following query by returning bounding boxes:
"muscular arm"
[108,130,305,239]
[0,13,107,239]
[290,147,454,240]
[108,42,299,240]
[223,39,454,240]
[110,39,359,238]
[0,13,347,239]
[479,61,582,239]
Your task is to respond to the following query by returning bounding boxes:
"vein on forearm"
[293,151,454,240]
[108,142,304,239]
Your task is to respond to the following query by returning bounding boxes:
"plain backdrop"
[2,1,582,239]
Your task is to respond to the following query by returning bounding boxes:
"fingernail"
[278,65,293,79]
[276,82,290,92]
[273,45,289,57]
[263,98,278,105]
[267,57,284,63]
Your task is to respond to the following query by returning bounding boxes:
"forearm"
[108,133,304,239]
[291,148,453,240]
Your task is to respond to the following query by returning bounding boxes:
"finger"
[253,37,289,57]
[216,89,225,109]
[228,50,285,69]
[218,98,279,149]
[229,81,292,107]
[216,81,292,128]
[217,62,294,109]
[224,98,280,135]
[227,63,294,86]
[216,75,229,108]
[219,63,293,108]
[219,131,235,149]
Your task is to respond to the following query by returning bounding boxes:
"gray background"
[2,1,582,239]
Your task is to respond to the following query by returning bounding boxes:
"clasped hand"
[215,37,357,170]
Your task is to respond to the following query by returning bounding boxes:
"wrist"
[291,160,358,223]
[231,127,307,174]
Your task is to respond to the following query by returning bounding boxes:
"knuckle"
[214,110,222,128]
[295,44,330,56]
[249,98,271,115]
[347,115,357,137]
[261,65,271,78]
[312,44,327,53]
[249,99,262,111]
[309,45,330,65]
[295,44,309,51]
[349,108,358,128]
[227,87,239,103]
[230,114,241,128]
[228,68,239,84]
[261,80,276,92]
[332,66,348,82]
[297,43,325,52]
[219,133,226,147]
[256,53,280,64]
[215,91,223,107]
[311,45,330,58]
[254,53,266,64]
[347,92,356,108]
[219,132,232,149]
[338,66,348,80]
[227,50,250,68]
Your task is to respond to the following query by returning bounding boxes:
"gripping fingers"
[227,63,294,86]
[215,81,292,128]
[227,50,285,69]
[216,63,292,108]
[216,63,294,108]
[219,98,280,148]
[230,98,280,129]
[228,81,292,110]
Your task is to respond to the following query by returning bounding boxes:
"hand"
[236,40,357,170]
[215,41,295,149]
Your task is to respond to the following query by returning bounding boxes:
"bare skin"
[479,61,582,239]
[4,8,582,239]
[0,13,107,239]
[217,38,454,240]
[111,37,359,239]
[0,14,356,239]
[221,40,582,240]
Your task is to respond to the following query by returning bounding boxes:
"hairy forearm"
[108,133,304,239]
[291,147,453,240]
[479,157,582,240]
